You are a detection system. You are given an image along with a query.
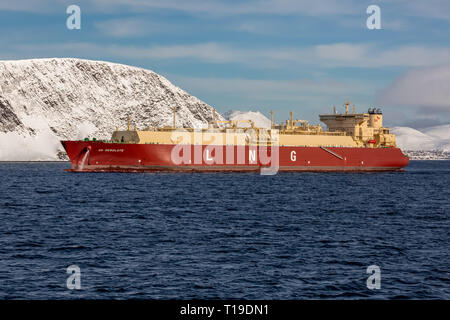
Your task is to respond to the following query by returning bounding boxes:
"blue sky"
[1,0,450,128]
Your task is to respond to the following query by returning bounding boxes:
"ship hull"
[61,141,410,172]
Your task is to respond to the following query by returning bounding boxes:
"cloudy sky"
[1,0,449,128]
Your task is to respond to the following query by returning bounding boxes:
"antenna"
[173,106,177,128]
[290,111,294,129]
[127,115,130,131]
[270,110,274,129]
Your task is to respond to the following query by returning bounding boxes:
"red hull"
[61,141,409,172]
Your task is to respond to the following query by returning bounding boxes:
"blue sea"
[0,161,449,299]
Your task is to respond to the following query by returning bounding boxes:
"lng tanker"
[61,101,410,172]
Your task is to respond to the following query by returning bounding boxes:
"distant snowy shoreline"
[403,150,450,160]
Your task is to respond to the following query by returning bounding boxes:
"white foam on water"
[78,149,90,171]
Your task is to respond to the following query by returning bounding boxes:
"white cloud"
[8,42,450,69]
[0,0,357,15]
[89,0,359,16]
[378,66,450,110]
[169,75,375,99]
[312,44,450,67]
[9,42,245,63]
[2,0,450,24]
[0,0,60,12]
[167,75,380,119]
[88,0,450,21]
[404,0,450,21]
[94,18,185,38]
[95,18,153,38]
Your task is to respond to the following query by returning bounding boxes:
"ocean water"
[0,161,449,299]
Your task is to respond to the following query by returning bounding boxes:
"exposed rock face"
[0,58,223,160]
[0,98,25,133]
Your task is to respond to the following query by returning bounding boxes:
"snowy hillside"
[422,124,450,141]
[391,127,440,151]
[224,110,272,128]
[392,125,450,152]
[0,58,223,160]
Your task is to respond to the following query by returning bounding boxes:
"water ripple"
[0,161,448,299]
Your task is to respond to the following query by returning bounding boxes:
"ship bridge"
[319,101,396,147]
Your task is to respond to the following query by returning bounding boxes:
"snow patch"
[224,110,272,128]
[76,122,99,140]
[422,124,450,141]
[392,125,450,152]
[0,131,61,161]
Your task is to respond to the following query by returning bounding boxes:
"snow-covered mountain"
[224,110,272,128]
[0,58,224,160]
[422,124,450,141]
[392,125,450,152]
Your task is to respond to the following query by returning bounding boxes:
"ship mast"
[345,100,350,114]
[290,111,294,129]
[173,106,177,128]
[270,110,274,129]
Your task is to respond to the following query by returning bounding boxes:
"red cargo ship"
[61,102,409,173]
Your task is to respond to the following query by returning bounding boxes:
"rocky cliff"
[0,58,223,160]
